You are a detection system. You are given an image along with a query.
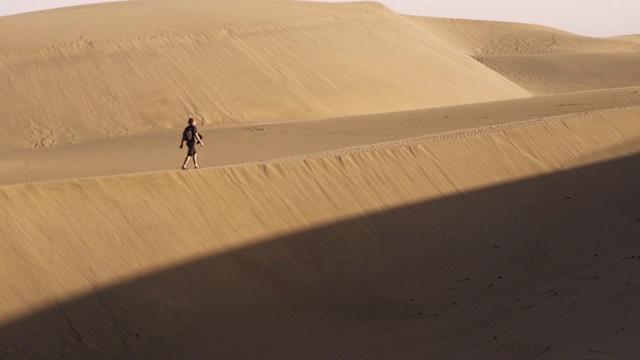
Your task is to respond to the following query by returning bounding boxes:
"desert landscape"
[1,0,639,359]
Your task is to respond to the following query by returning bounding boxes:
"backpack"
[183,125,195,142]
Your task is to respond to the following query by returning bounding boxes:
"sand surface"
[408,17,640,95]
[1,1,640,359]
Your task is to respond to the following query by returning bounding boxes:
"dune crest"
[408,16,640,94]
[2,1,640,359]
[1,105,639,358]
[0,0,529,151]
[408,16,640,56]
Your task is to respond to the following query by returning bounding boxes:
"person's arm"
[180,137,184,148]
[196,132,204,146]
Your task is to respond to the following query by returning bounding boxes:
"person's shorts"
[187,142,197,156]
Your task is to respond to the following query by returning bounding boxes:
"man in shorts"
[180,117,204,170]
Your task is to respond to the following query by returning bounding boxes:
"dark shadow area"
[1,153,640,359]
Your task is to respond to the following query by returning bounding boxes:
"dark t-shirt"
[184,125,198,146]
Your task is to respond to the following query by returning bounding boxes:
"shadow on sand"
[1,153,640,360]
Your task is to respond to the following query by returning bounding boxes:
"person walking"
[180,117,204,170]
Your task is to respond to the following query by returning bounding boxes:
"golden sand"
[1,1,639,359]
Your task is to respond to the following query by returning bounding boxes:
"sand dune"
[1,1,640,359]
[476,52,640,94]
[408,17,640,94]
[1,86,639,186]
[1,105,639,358]
[407,16,640,56]
[0,0,529,152]
[616,34,640,43]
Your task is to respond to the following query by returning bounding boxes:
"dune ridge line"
[1,106,638,325]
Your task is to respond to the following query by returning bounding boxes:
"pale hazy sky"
[1,0,639,37]
[0,0,123,16]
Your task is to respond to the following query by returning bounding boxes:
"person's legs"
[193,154,199,169]
[183,145,196,169]
[182,155,191,169]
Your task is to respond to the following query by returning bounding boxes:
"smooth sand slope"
[1,1,640,359]
[1,86,639,186]
[0,0,529,152]
[407,17,640,56]
[1,106,640,359]
[409,16,640,95]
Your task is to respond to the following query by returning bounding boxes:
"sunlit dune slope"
[409,16,640,94]
[1,2,639,358]
[1,105,639,358]
[478,52,640,95]
[1,86,638,187]
[615,35,640,44]
[407,16,640,56]
[0,0,530,152]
